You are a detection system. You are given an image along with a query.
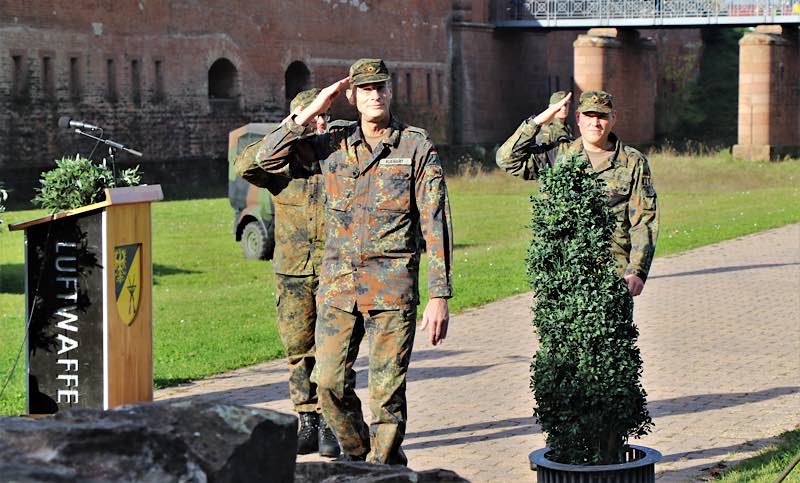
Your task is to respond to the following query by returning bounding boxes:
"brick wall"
[738,26,799,146]
[451,25,551,145]
[0,0,451,204]
[450,20,701,147]
[1,0,733,204]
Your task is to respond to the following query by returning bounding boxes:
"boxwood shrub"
[527,154,652,465]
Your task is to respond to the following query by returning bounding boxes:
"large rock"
[295,461,469,482]
[0,400,297,482]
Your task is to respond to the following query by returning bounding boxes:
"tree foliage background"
[655,28,744,148]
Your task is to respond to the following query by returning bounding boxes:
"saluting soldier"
[241,59,453,465]
[533,90,575,167]
[535,90,575,146]
[497,90,659,295]
[234,89,340,457]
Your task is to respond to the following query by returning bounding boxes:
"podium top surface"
[9,185,164,231]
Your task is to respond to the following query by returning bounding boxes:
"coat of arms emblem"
[114,244,142,326]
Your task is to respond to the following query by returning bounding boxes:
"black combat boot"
[297,412,320,455]
[317,414,341,457]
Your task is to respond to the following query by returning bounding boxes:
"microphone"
[58,116,101,131]
[58,117,143,157]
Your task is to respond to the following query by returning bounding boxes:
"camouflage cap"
[290,88,320,112]
[577,90,613,113]
[549,91,569,105]
[349,58,390,86]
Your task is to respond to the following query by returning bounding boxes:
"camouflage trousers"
[313,303,417,465]
[274,273,319,414]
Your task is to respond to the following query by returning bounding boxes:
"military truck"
[228,123,279,260]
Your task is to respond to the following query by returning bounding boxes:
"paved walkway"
[157,224,800,482]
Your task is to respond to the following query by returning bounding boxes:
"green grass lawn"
[717,428,800,482]
[1,152,799,415]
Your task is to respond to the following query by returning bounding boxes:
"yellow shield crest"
[114,244,142,326]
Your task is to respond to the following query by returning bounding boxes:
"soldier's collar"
[386,115,403,147]
[608,133,622,166]
[347,125,363,146]
[567,137,584,156]
[584,133,621,173]
[349,115,402,148]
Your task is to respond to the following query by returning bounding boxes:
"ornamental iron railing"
[493,0,800,27]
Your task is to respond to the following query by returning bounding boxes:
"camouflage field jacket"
[534,118,574,145]
[496,118,659,282]
[252,117,454,311]
[235,140,325,276]
[533,118,575,167]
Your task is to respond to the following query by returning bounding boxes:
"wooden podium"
[10,185,163,414]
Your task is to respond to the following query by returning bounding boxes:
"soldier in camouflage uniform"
[244,59,453,465]
[535,90,574,145]
[533,90,575,166]
[496,90,659,294]
[234,89,340,457]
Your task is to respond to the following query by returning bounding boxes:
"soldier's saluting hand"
[248,59,454,466]
[496,90,658,297]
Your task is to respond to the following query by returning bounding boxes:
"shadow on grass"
[715,429,800,480]
[0,263,24,294]
[153,264,200,285]
[656,433,794,480]
[0,263,199,294]
[154,376,198,389]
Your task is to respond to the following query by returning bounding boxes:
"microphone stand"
[73,129,143,157]
[72,128,143,179]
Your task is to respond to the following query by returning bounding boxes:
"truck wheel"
[241,221,269,260]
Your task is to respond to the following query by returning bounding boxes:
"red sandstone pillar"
[470,0,489,22]
[733,25,800,161]
[573,28,657,145]
[452,0,488,23]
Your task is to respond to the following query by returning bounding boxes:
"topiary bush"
[527,154,652,465]
[33,155,141,213]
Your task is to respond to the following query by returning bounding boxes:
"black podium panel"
[26,209,104,413]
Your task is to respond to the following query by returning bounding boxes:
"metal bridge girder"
[494,0,800,28]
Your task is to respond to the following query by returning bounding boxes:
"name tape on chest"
[380,158,412,166]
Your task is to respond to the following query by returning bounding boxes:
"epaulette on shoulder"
[566,137,584,155]
[623,145,647,165]
[327,119,357,131]
[236,139,261,163]
[242,139,261,152]
[405,125,430,138]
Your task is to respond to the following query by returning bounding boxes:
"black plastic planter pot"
[530,445,662,483]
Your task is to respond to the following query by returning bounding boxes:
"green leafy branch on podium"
[34,155,141,213]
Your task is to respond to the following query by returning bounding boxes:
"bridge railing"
[493,0,800,27]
